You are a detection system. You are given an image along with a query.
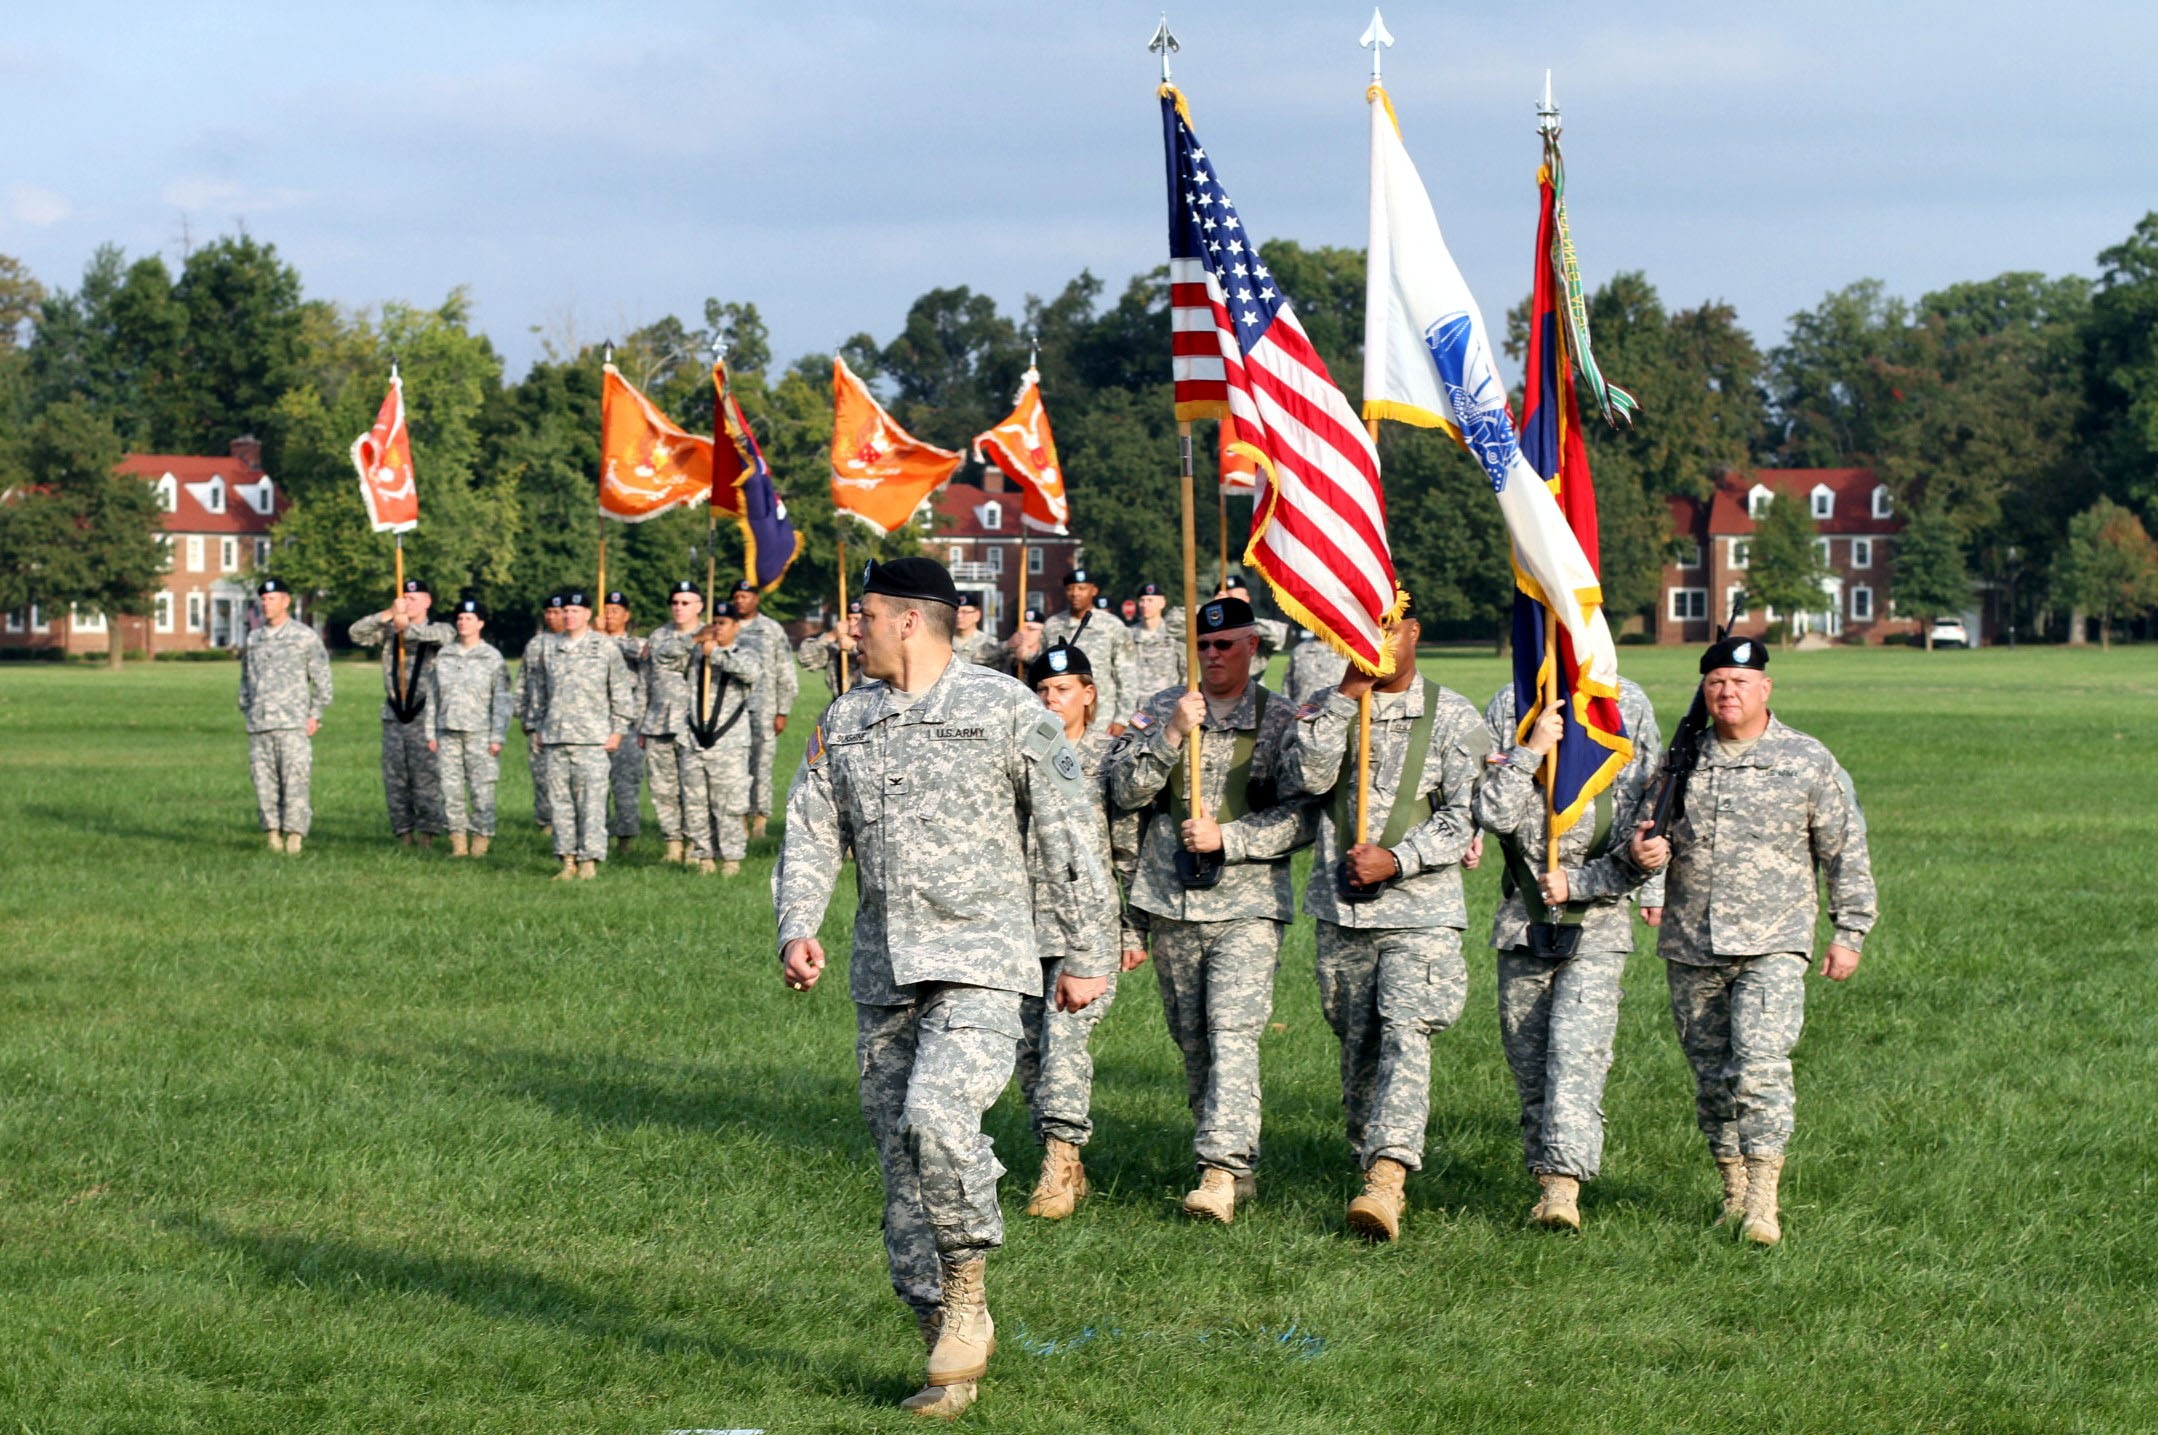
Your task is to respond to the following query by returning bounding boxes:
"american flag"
[1162,88,1399,674]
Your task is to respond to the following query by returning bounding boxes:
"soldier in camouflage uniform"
[1282,629,1349,706]
[655,608,761,875]
[795,600,861,703]
[427,598,513,858]
[775,557,1116,1420]
[237,578,331,854]
[1014,641,1147,1222]
[1042,568,1135,734]
[1277,602,1488,1241]
[731,578,799,842]
[349,578,454,846]
[1622,635,1877,1246]
[1106,595,1310,1224]
[516,596,565,831]
[1217,574,1289,660]
[599,592,645,849]
[1477,674,1663,1231]
[525,591,639,879]
[1000,605,1045,681]
[952,592,1002,668]
[640,581,705,862]
[1127,582,1184,698]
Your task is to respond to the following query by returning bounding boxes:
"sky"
[3,1,2153,383]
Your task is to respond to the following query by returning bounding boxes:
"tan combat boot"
[471,835,491,857]
[898,1380,978,1419]
[267,831,284,852]
[1715,1157,1750,1225]
[1741,1154,1784,1246]
[663,839,684,864]
[284,833,304,854]
[1531,1173,1582,1231]
[924,1257,994,1387]
[720,860,741,878]
[1026,1138,1089,1220]
[550,856,578,881]
[448,832,469,858]
[1346,1158,1408,1242]
[1181,1167,1239,1224]
[577,859,598,880]
[751,814,768,840]
[695,858,717,875]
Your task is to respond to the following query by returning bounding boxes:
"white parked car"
[1928,619,1970,649]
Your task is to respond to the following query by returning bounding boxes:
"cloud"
[162,178,311,213]
[6,184,71,226]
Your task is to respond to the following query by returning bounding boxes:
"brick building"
[1657,468,1919,645]
[926,470,1082,635]
[1,437,288,657]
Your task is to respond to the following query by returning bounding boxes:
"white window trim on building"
[978,500,1003,531]
[72,605,107,633]
[1810,483,1835,519]
[186,535,205,572]
[219,537,238,572]
[1028,547,1044,575]
[155,592,175,633]
[1872,485,1893,519]
[155,473,177,511]
[1729,538,1751,569]
[947,544,965,565]
[1726,585,1749,622]
[1669,587,1708,621]
[186,593,205,632]
[253,537,270,567]
[1851,537,1873,569]
[3,608,21,634]
[988,546,1004,573]
[1851,585,1875,621]
[1814,537,1833,566]
[204,479,224,514]
[1747,483,1774,518]
[1675,540,1702,567]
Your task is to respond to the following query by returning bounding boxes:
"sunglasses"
[1197,637,1246,653]
[670,596,699,604]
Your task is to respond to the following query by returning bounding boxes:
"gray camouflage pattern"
[1042,609,1137,732]
[739,612,798,817]
[1279,682,1487,929]
[1478,676,1664,951]
[774,656,1118,1005]
[248,730,313,836]
[436,731,501,836]
[1666,952,1808,1158]
[1149,916,1283,1175]
[953,628,1003,669]
[236,618,331,733]
[515,633,554,826]
[1496,945,1625,1179]
[857,986,1023,1317]
[655,637,761,863]
[1315,922,1468,1171]
[1281,636,1348,706]
[606,633,646,838]
[378,718,446,836]
[527,631,638,861]
[1109,679,1308,925]
[348,611,453,719]
[428,640,512,744]
[1126,617,1184,699]
[796,633,857,702]
[545,746,611,861]
[645,735,687,841]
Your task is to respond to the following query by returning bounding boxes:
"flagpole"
[1357,416,1383,845]
[836,522,850,692]
[392,530,407,710]
[1178,420,1203,814]
[1216,476,1228,585]
[1543,604,1562,875]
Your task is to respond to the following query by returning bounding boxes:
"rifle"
[1645,590,1745,840]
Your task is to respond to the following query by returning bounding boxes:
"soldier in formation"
[952,591,1002,668]
[657,605,762,876]
[1126,581,1184,698]
[1041,567,1135,734]
[1217,573,1289,660]
[525,591,638,880]
[730,578,799,841]
[427,598,512,858]
[1282,629,1349,706]
[599,592,646,851]
[348,578,452,846]
[1106,595,1307,1224]
[237,578,331,854]
[1001,605,1045,679]
[516,595,565,833]
[796,600,861,702]
[1621,635,1876,1245]
[1275,598,1488,1241]
[640,581,705,863]
[774,557,1115,1419]
[1015,640,1147,1223]
[1477,675,1662,1231]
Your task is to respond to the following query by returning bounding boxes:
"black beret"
[1197,596,1255,635]
[402,578,428,595]
[846,599,863,615]
[1065,567,1093,585]
[1026,639,1093,688]
[669,580,700,596]
[562,591,591,608]
[1093,596,1109,609]
[956,592,982,609]
[1700,634,1769,674]
[1023,607,1044,624]
[454,598,483,618]
[862,556,958,608]
[604,591,627,607]
[1137,582,1163,597]
[733,579,758,594]
[545,593,566,609]
[259,578,290,595]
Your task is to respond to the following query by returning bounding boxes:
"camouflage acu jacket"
[237,619,332,733]
[428,640,512,742]
[348,613,454,721]
[527,630,638,746]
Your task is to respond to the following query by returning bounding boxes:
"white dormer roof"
[1810,482,1835,517]
[1871,484,1893,518]
[154,472,178,512]
[976,499,1004,531]
[235,474,276,516]
[185,474,225,514]
[1747,482,1774,517]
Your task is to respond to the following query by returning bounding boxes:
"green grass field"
[1,646,2153,1433]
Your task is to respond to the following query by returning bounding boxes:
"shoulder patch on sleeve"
[1127,710,1153,730]
[1021,711,1065,758]
[805,724,827,767]
[1297,699,1323,720]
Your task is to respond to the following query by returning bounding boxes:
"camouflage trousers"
[436,731,501,837]
[528,736,552,826]
[247,728,312,836]
[1497,946,1625,1180]
[1665,953,1808,1159]
[642,735,689,841]
[747,708,778,817]
[380,718,446,836]
[857,985,1022,1319]
[1017,959,1120,1147]
[678,734,752,862]
[543,744,611,861]
[1150,916,1283,1177]
[607,739,642,838]
[1315,923,1468,1172]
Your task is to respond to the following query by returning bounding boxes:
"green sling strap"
[1330,680,1440,851]
[1498,785,1616,926]
[1168,687,1271,823]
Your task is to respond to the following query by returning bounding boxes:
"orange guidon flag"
[350,369,419,533]
[830,356,963,535]
[972,365,1070,534]
[1218,413,1260,494]
[599,364,713,522]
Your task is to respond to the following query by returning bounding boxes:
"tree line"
[3,215,2157,653]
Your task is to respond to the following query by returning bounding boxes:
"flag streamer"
[714,359,803,591]
[829,357,963,536]
[351,370,419,534]
[599,365,713,523]
[973,366,1071,535]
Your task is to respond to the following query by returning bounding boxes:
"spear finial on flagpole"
[1148,14,1180,84]
[1537,69,1560,136]
[1360,9,1394,84]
